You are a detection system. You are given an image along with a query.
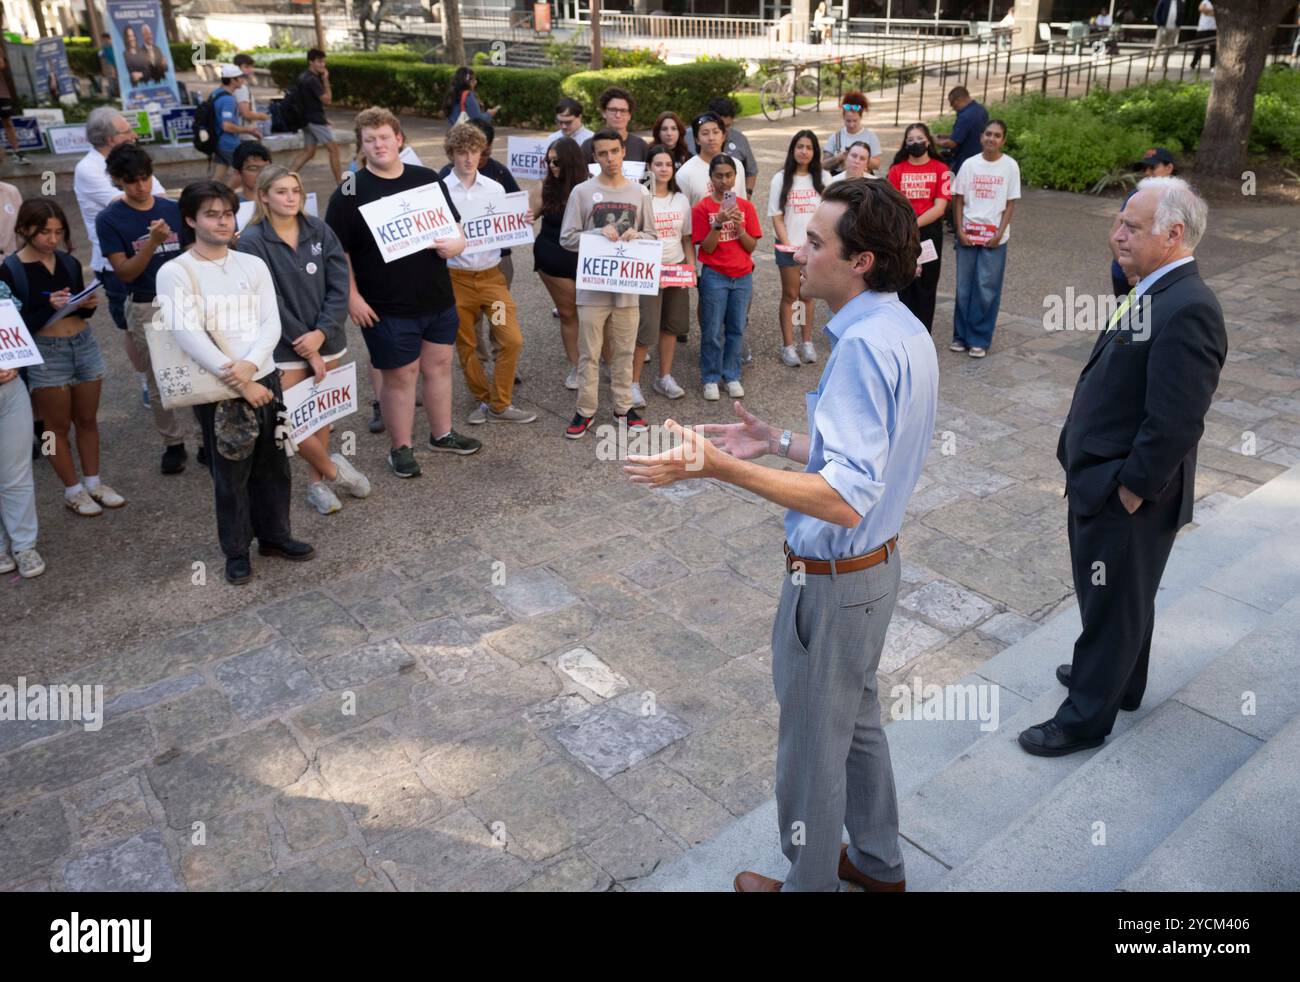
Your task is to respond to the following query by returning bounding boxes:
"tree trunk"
[160,0,179,43]
[590,0,602,69]
[312,0,326,52]
[1194,0,1293,179]
[31,0,50,37]
[86,0,103,44]
[443,0,466,65]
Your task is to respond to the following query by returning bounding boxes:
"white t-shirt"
[826,125,881,164]
[767,170,831,247]
[548,126,594,147]
[74,148,166,272]
[675,154,748,206]
[1197,3,1215,30]
[952,153,1021,245]
[650,190,691,265]
[445,170,505,271]
[1166,2,1180,28]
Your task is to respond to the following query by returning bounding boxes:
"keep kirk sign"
[358,182,459,263]
[576,234,663,297]
[460,191,535,256]
[506,136,549,181]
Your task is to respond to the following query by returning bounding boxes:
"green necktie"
[1108,288,1136,331]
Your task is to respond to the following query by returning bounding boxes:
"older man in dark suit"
[1020,176,1227,757]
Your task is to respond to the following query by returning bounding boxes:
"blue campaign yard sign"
[162,106,196,141]
[4,118,45,151]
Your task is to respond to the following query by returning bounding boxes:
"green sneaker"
[429,430,482,456]
[387,445,422,478]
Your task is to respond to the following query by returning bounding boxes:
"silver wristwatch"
[777,430,793,458]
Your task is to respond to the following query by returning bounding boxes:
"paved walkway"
[2,102,1298,891]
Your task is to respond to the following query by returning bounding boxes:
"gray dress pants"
[771,548,905,891]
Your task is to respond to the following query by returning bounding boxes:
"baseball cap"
[219,63,243,79]
[1134,147,1175,168]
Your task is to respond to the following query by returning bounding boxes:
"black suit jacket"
[1056,259,1227,528]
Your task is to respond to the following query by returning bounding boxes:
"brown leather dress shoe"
[733,871,783,892]
[838,845,906,892]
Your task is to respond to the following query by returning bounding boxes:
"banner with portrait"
[107,0,181,111]
[33,38,78,104]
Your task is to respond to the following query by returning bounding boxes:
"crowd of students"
[0,73,1027,584]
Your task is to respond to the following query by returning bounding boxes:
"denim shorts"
[360,306,459,370]
[27,328,106,390]
[775,248,800,269]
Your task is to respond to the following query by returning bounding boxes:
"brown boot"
[838,845,906,892]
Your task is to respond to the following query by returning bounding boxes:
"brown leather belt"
[784,536,898,576]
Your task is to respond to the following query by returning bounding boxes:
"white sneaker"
[307,481,343,515]
[330,452,371,498]
[949,340,967,352]
[64,489,102,517]
[629,382,647,408]
[643,351,652,363]
[780,345,801,367]
[15,548,44,578]
[88,483,127,508]
[799,341,818,364]
[0,552,14,574]
[467,402,489,425]
[653,374,685,400]
[968,346,987,358]
[564,365,580,390]
[702,382,720,401]
[726,379,745,398]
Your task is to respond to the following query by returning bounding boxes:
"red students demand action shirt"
[887,158,952,217]
[691,196,763,279]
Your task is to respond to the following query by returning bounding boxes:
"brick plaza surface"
[2,106,1298,891]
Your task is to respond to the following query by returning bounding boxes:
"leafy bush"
[561,61,748,129]
[602,48,665,69]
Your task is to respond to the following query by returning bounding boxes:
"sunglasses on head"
[842,104,863,112]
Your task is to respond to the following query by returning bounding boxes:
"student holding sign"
[634,146,694,405]
[769,130,830,369]
[692,154,761,402]
[950,120,1020,359]
[325,107,479,478]
[0,200,120,519]
[155,181,313,586]
[442,122,536,426]
[237,164,371,516]
[559,128,657,440]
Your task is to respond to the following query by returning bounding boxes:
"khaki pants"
[577,303,638,418]
[127,298,189,447]
[475,253,513,367]
[450,266,523,413]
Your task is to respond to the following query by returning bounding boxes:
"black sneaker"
[161,443,187,474]
[429,430,482,455]
[257,538,316,561]
[615,408,648,431]
[388,445,421,477]
[368,400,385,434]
[565,412,594,439]
[225,555,252,585]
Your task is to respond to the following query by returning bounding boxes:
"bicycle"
[760,61,822,122]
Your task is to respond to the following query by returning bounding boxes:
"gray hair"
[1138,175,1207,250]
[86,106,129,150]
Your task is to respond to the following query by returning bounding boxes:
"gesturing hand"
[697,400,774,461]
[624,419,716,488]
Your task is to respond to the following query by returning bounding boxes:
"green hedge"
[560,62,748,130]
[269,56,575,129]
[928,65,1300,192]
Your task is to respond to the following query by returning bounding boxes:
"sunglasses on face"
[546,158,559,166]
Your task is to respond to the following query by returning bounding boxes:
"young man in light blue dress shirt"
[626,179,939,891]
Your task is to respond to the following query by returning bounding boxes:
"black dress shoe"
[225,555,252,584]
[1018,719,1104,757]
[1056,664,1142,711]
[160,443,187,474]
[257,539,316,561]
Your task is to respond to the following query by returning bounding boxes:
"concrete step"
[932,598,1300,890]
[1120,711,1300,891]
[641,464,1300,891]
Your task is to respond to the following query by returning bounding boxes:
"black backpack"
[3,251,82,311]
[192,89,222,156]
[274,77,307,133]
